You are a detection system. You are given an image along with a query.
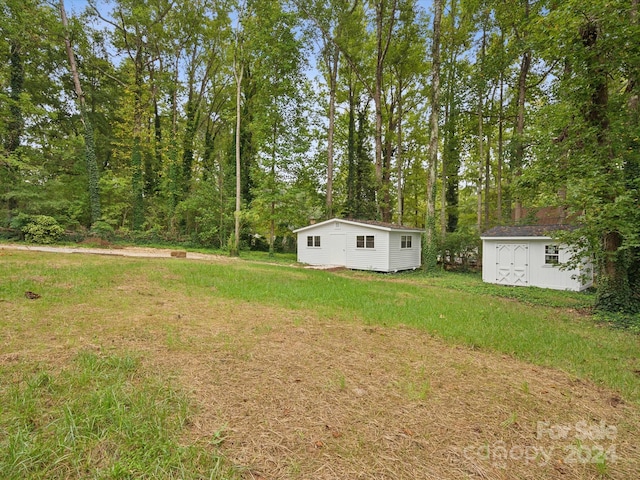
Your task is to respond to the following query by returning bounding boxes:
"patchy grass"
[390,269,596,309]
[1,248,639,479]
[154,261,639,404]
[0,351,236,479]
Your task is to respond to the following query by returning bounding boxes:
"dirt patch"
[127,301,639,480]
[0,243,235,262]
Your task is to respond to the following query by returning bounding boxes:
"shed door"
[329,234,346,266]
[496,244,529,286]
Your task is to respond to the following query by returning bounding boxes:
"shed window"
[357,235,375,249]
[401,235,412,248]
[545,245,559,265]
[307,235,321,247]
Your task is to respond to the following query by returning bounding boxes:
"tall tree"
[231,4,245,256]
[372,0,399,222]
[1,0,26,221]
[524,0,640,313]
[301,0,351,218]
[424,0,443,269]
[59,0,101,227]
[511,0,531,222]
[387,0,427,225]
[89,0,174,230]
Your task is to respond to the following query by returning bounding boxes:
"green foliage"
[195,212,220,246]
[80,107,102,226]
[174,180,227,248]
[518,0,640,315]
[131,140,145,231]
[595,251,637,315]
[8,212,31,232]
[422,215,440,272]
[21,215,64,244]
[98,171,132,230]
[596,311,640,333]
[441,228,480,270]
[90,220,115,239]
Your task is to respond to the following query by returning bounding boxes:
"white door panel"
[496,244,529,286]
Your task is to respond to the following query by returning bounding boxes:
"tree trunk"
[326,45,338,218]
[476,20,487,233]
[440,91,448,235]
[513,33,531,222]
[59,0,101,227]
[485,121,491,226]
[396,81,404,224]
[346,77,356,217]
[578,17,629,312]
[150,69,162,195]
[424,0,443,269]
[497,61,504,223]
[511,1,531,222]
[131,51,145,231]
[232,60,243,257]
[596,231,631,312]
[382,104,395,223]
[374,0,398,221]
[443,4,461,234]
[182,92,198,196]
[374,1,385,188]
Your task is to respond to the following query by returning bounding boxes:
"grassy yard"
[1,248,639,479]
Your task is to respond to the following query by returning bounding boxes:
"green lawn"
[1,249,639,478]
[2,250,638,403]
[165,260,638,402]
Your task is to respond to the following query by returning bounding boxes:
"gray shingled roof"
[342,218,423,231]
[481,224,578,238]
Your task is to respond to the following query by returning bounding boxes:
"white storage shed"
[480,225,593,291]
[294,218,423,272]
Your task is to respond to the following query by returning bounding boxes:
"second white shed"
[293,218,423,272]
[480,225,593,291]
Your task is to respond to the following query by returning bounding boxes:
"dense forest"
[1,0,639,313]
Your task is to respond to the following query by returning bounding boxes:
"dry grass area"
[1,249,639,479]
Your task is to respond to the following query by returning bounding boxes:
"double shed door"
[495,243,529,286]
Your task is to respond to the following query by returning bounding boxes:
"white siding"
[527,241,592,291]
[343,225,389,271]
[295,219,422,272]
[482,238,593,291]
[296,222,338,266]
[388,231,421,271]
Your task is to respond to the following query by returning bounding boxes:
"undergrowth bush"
[596,312,640,333]
[441,229,480,271]
[20,215,64,244]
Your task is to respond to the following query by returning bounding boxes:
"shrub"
[22,215,64,244]
[90,220,115,240]
[441,229,480,271]
[9,212,31,232]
